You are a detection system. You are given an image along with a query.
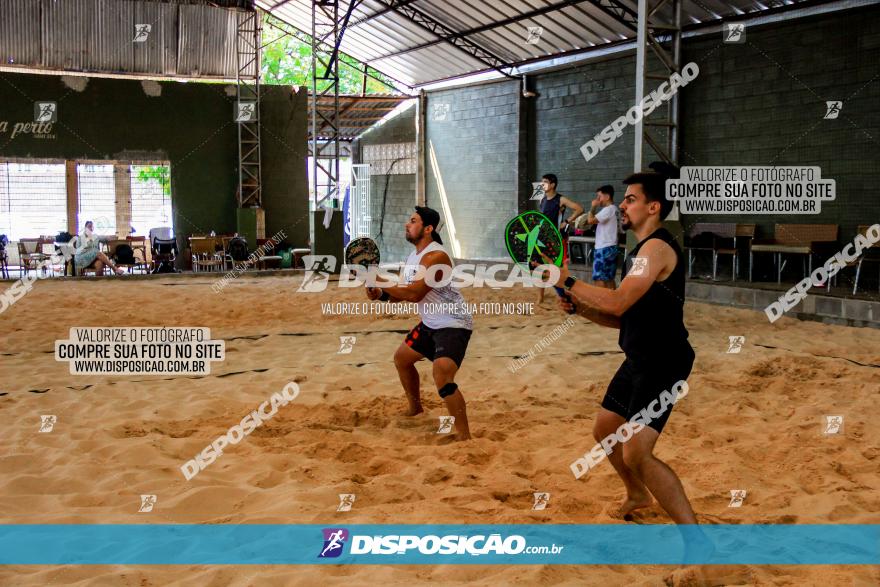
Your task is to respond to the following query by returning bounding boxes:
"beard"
[405,228,423,244]
[621,216,631,231]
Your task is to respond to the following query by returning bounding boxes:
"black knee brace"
[438,382,458,398]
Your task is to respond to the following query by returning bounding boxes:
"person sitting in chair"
[75,221,125,276]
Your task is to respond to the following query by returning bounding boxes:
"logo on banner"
[319,528,349,558]
[34,102,57,123]
[824,101,842,120]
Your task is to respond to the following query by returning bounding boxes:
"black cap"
[414,206,443,245]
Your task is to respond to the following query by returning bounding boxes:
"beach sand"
[1,273,878,585]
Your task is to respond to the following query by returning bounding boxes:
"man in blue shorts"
[587,185,619,289]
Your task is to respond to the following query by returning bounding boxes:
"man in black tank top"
[548,169,700,528]
[537,173,584,304]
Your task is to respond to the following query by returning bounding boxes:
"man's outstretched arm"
[558,294,620,328]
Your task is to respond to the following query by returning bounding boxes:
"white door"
[350,164,371,238]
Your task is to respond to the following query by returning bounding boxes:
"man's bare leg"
[434,357,470,440]
[593,408,653,518]
[393,343,424,416]
[622,427,697,524]
[622,430,731,576]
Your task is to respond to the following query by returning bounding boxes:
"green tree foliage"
[261,14,399,94]
[135,165,171,196]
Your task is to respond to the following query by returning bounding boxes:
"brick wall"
[679,6,880,243]
[416,4,879,258]
[425,80,520,259]
[355,103,417,263]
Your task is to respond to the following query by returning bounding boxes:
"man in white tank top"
[366,207,474,440]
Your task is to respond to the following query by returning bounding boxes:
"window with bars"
[0,160,173,243]
[77,164,116,235]
[130,164,173,235]
[0,162,67,241]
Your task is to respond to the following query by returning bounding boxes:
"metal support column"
[236,8,262,209]
[633,0,683,238]
[310,0,343,252]
[634,0,682,170]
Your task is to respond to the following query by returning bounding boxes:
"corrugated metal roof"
[311,94,412,140]
[260,0,817,87]
[178,4,239,77]
[0,0,41,67]
[1,0,242,78]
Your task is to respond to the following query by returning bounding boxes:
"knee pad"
[438,382,458,398]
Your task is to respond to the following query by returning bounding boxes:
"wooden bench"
[749,223,838,283]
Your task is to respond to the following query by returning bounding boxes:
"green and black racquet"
[344,237,380,268]
[503,211,575,313]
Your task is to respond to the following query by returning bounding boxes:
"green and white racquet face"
[504,211,564,269]
[503,211,574,313]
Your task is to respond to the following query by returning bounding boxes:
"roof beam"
[346,0,421,29]
[373,0,599,62]
[324,0,363,78]
[269,0,296,9]
[372,0,518,78]
[369,0,638,71]
[585,0,639,29]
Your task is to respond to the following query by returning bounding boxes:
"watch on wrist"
[564,275,578,291]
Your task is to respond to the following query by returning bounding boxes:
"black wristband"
[379,291,391,302]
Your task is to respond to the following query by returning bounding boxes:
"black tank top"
[539,194,562,228]
[619,227,693,364]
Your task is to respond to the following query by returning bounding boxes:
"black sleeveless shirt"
[539,194,563,228]
[619,227,693,364]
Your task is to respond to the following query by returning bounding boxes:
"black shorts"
[404,322,472,367]
[601,351,694,433]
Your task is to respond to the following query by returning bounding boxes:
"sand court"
[1,274,878,585]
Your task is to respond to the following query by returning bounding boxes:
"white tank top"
[402,242,473,331]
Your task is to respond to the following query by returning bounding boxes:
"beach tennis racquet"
[344,237,380,268]
[503,211,575,313]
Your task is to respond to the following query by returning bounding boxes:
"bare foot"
[613,493,653,520]
[403,404,423,416]
[437,432,470,444]
[664,564,754,586]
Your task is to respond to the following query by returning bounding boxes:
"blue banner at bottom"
[1,524,877,565]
